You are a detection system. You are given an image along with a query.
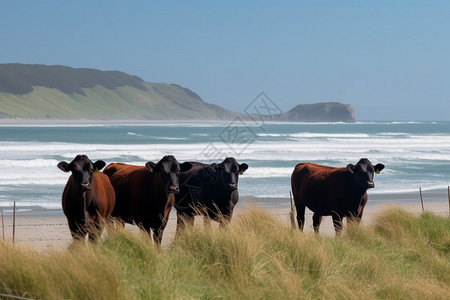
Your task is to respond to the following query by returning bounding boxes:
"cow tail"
[289,190,296,230]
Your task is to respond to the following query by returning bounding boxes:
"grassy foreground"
[1,206,449,299]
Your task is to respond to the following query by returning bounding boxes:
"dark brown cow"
[103,155,181,244]
[291,158,384,235]
[58,155,115,242]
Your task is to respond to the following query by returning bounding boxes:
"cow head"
[145,155,181,193]
[346,158,384,190]
[215,157,249,191]
[58,155,106,192]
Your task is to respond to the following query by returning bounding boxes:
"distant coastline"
[0,63,355,123]
[0,119,445,127]
[0,118,231,126]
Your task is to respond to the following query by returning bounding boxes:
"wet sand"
[1,197,448,251]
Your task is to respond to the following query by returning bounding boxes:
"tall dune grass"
[1,206,449,299]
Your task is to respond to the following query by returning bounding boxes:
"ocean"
[1,120,449,215]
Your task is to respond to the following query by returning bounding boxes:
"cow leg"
[355,213,362,224]
[332,214,343,235]
[346,211,362,228]
[312,213,323,233]
[152,227,163,246]
[82,214,105,243]
[218,214,232,229]
[153,213,172,245]
[87,222,103,243]
[353,215,362,225]
[354,205,365,225]
[70,230,86,241]
[295,203,306,231]
[356,193,368,225]
[68,221,87,241]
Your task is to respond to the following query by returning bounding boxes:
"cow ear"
[57,161,71,172]
[180,162,193,172]
[239,163,249,175]
[374,163,385,174]
[93,160,106,172]
[346,164,356,174]
[145,161,157,173]
[211,163,219,170]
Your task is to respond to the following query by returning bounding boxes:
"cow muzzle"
[367,181,375,189]
[228,183,237,190]
[81,183,91,191]
[169,184,179,193]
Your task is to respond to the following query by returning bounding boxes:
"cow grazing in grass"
[174,157,248,233]
[58,155,115,242]
[291,158,384,235]
[103,155,182,245]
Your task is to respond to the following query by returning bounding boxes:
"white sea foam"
[127,132,142,136]
[0,201,62,210]
[148,136,188,141]
[1,122,450,208]
[0,158,58,168]
[244,167,293,178]
[290,132,371,138]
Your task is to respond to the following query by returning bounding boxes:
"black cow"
[291,158,384,235]
[174,157,248,232]
[58,155,115,242]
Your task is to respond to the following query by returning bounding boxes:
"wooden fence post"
[1,208,4,241]
[12,201,16,244]
[419,187,424,213]
[448,186,450,214]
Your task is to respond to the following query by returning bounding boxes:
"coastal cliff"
[275,102,355,123]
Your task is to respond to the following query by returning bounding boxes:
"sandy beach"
[1,197,448,252]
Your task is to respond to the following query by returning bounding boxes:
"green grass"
[0,83,236,120]
[1,206,449,299]
[0,64,239,120]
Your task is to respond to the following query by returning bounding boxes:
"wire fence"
[1,190,449,247]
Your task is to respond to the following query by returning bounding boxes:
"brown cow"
[291,158,384,235]
[103,155,181,244]
[58,155,115,242]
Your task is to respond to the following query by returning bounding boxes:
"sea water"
[1,121,449,214]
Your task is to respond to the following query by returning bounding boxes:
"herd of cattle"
[57,154,384,244]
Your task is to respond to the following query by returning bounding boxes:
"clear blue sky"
[1,1,449,121]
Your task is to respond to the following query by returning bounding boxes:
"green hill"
[0,64,237,120]
[0,63,355,122]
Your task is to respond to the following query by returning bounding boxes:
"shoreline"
[1,197,448,252]
[0,119,234,127]
[2,192,448,217]
[1,119,446,126]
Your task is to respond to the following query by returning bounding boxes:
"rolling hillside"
[0,64,237,120]
[0,63,355,122]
